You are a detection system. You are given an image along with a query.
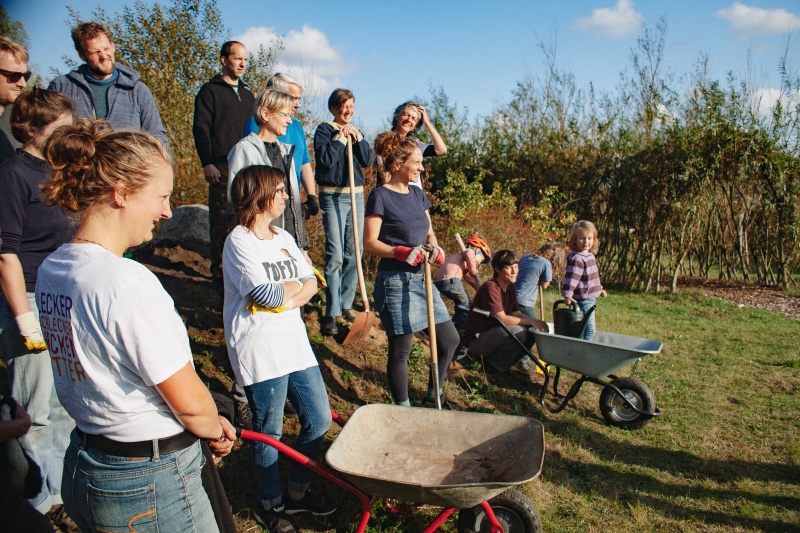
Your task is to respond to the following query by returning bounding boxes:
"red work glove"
[393,245,426,266]
[424,245,445,265]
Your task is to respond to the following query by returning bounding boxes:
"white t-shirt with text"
[36,244,190,441]
[223,225,317,387]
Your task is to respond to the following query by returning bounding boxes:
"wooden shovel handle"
[347,137,370,313]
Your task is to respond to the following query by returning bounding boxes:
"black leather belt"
[77,428,197,457]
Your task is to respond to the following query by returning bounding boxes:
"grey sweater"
[49,63,168,145]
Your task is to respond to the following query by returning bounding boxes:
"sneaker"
[518,356,537,374]
[454,345,470,361]
[47,504,79,533]
[341,309,357,323]
[284,488,338,516]
[235,400,253,430]
[320,316,338,336]
[253,503,296,533]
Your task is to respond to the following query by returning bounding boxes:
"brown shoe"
[47,504,79,532]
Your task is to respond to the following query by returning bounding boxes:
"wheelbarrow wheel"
[599,377,656,429]
[457,488,542,533]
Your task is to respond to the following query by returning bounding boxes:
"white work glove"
[15,312,47,352]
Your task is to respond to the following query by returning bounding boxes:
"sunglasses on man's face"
[0,69,32,84]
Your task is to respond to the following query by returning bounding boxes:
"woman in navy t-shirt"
[364,132,459,408]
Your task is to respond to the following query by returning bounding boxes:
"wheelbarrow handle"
[471,308,551,397]
[237,427,372,532]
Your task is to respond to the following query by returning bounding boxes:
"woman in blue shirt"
[363,132,458,408]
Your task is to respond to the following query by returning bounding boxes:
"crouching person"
[463,249,548,374]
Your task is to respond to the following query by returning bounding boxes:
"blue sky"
[5,0,799,133]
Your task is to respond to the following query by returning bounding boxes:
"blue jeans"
[244,366,331,508]
[576,298,597,340]
[0,292,74,511]
[434,278,471,330]
[320,191,364,317]
[519,305,537,319]
[62,430,218,532]
[373,271,451,336]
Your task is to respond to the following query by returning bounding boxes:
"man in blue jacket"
[48,22,167,145]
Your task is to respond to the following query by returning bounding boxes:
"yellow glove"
[312,266,327,289]
[246,297,295,315]
[246,300,286,314]
[16,312,47,352]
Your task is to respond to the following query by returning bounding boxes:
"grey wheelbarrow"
[239,403,546,532]
[473,308,663,429]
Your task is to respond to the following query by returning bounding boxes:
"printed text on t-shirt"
[262,252,299,281]
[38,291,86,383]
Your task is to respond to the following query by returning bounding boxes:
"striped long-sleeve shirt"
[562,251,603,300]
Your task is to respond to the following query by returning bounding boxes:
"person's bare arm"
[418,105,447,155]
[0,400,32,441]
[0,254,32,316]
[493,309,548,332]
[155,362,225,440]
[363,215,394,258]
[539,281,551,290]
[424,211,438,246]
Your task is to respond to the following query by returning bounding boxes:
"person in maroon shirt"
[463,249,548,374]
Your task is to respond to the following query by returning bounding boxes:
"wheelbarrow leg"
[545,376,588,414]
[423,508,457,533]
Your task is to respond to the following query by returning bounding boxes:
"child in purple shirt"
[562,221,607,340]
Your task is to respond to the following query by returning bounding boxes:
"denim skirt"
[373,270,451,336]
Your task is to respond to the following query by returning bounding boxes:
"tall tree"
[0,4,29,46]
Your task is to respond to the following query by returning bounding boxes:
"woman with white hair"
[229,88,309,260]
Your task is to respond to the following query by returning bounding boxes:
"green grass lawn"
[220,287,799,532]
[522,289,800,533]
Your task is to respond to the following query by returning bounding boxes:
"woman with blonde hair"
[36,119,235,531]
[228,88,309,260]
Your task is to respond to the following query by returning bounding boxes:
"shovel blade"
[342,311,376,345]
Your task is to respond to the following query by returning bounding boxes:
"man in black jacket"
[193,41,256,278]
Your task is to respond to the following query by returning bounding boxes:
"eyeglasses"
[275,111,291,118]
[0,69,32,84]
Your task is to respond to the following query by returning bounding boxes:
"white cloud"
[715,2,800,37]
[752,87,799,119]
[235,24,355,95]
[572,0,644,38]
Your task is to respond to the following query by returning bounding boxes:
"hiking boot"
[422,395,453,410]
[341,309,357,323]
[284,488,338,516]
[47,504,79,533]
[253,503,296,533]
[320,316,338,336]
[235,400,253,430]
